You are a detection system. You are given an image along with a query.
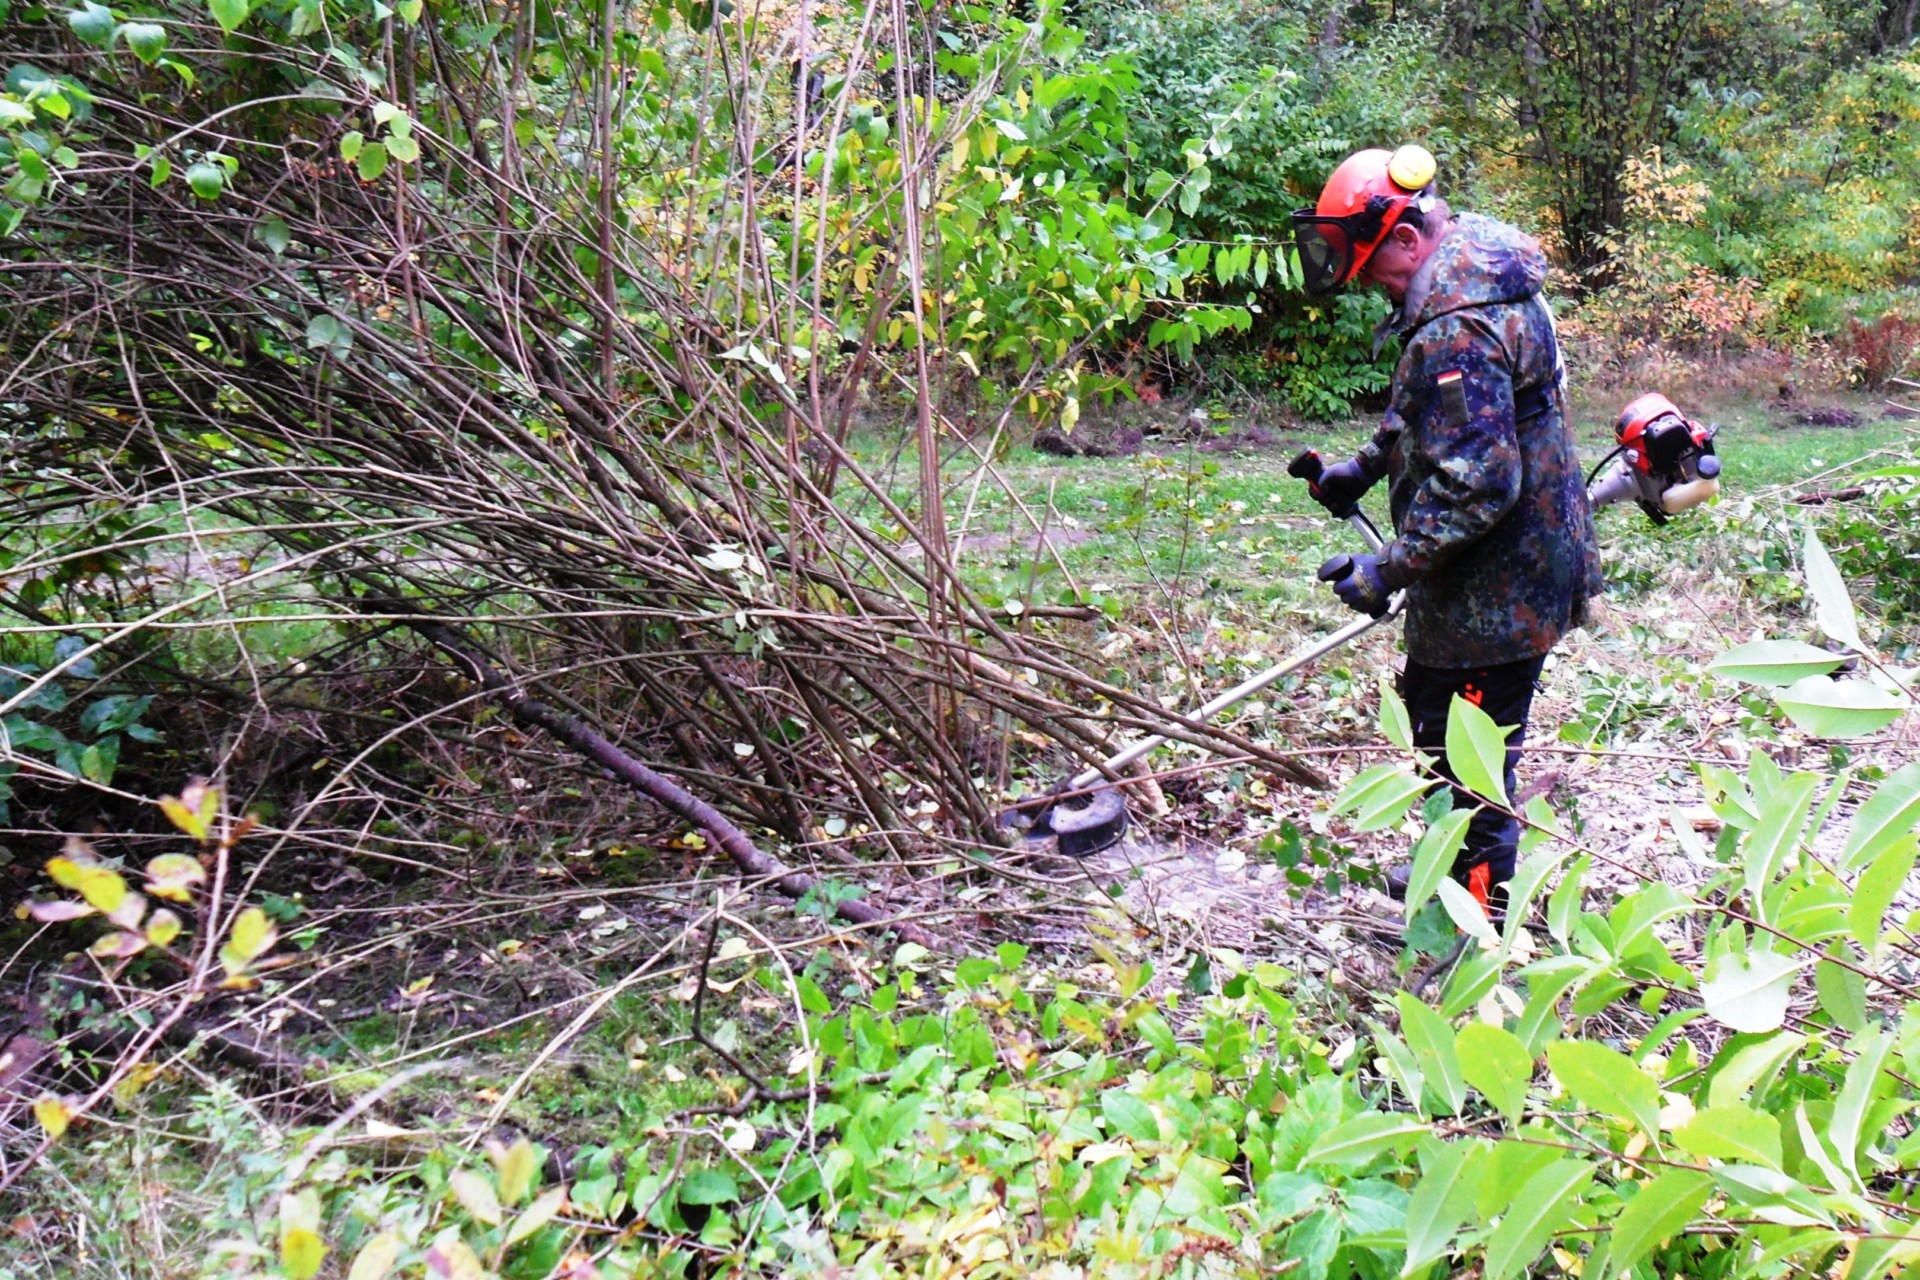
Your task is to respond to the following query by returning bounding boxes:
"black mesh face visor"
[1290,200,1393,296]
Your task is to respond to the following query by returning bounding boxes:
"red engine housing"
[1616,392,1712,477]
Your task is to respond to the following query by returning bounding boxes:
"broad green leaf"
[1303,1113,1429,1169]
[1842,761,1920,872]
[1850,834,1916,951]
[448,1169,501,1225]
[1444,695,1509,806]
[340,130,365,162]
[1831,1027,1893,1176]
[1847,1230,1920,1280]
[387,132,420,164]
[1601,1168,1712,1280]
[1437,878,1497,945]
[678,1168,737,1205]
[1545,1039,1660,1136]
[1380,677,1412,751]
[1774,675,1906,739]
[1456,1023,1532,1125]
[1803,525,1863,651]
[1403,808,1471,920]
[1397,991,1465,1116]
[1671,1103,1783,1170]
[259,216,291,256]
[1546,854,1588,948]
[1478,1136,1560,1219]
[1713,1164,1833,1227]
[305,313,352,358]
[185,161,224,199]
[1101,1090,1158,1143]
[357,141,389,181]
[209,0,251,33]
[1815,946,1869,1032]
[1706,1031,1807,1108]
[120,21,167,64]
[1701,950,1799,1034]
[1482,1159,1593,1280]
[68,3,116,46]
[1499,844,1571,961]
[1707,639,1846,687]
[1741,772,1817,910]
[1371,1023,1424,1108]
[1401,1139,1486,1278]
[1515,956,1586,1056]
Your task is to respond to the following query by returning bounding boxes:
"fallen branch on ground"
[389,608,941,950]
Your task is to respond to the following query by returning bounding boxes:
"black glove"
[1317,553,1392,618]
[1310,456,1373,515]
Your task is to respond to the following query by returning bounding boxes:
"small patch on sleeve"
[1436,370,1470,428]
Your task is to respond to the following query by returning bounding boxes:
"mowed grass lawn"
[860,388,1917,610]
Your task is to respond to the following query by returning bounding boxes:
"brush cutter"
[1001,450,1404,856]
[1003,393,1726,857]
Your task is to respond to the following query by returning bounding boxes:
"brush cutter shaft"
[1070,606,1391,790]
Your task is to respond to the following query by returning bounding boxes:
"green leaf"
[1831,1027,1893,1176]
[1545,1040,1660,1136]
[1445,694,1509,806]
[1850,834,1916,951]
[280,1229,326,1280]
[1456,1022,1533,1125]
[1842,761,1920,872]
[1701,949,1799,1034]
[357,141,389,181]
[1403,808,1471,921]
[208,0,251,32]
[1804,525,1863,651]
[1672,1103,1783,1170]
[1397,991,1465,1116]
[1815,946,1869,1032]
[304,313,352,359]
[68,3,116,47]
[1437,878,1497,945]
[1400,1140,1486,1278]
[120,21,167,64]
[259,215,291,256]
[1706,1030,1807,1108]
[386,132,420,164]
[1304,1113,1429,1169]
[185,161,224,199]
[1334,764,1429,832]
[1481,1159,1593,1280]
[1774,674,1906,739]
[1601,1169,1712,1280]
[1742,772,1817,909]
[504,1184,566,1248]
[340,130,365,162]
[1499,845,1571,962]
[1380,677,1412,751]
[678,1168,737,1205]
[1707,640,1846,687]
[1713,1164,1833,1227]
[1100,1090,1158,1143]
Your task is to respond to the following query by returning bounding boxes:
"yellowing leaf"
[143,853,206,902]
[504,1184,567,1249]
[346,1232,401,1280]
[449,1169,503,1225]
[145,908,183,947]
[281,1228,327,1280]
[89,931,148,959]
[227,907,276,962]
[488,1136,539,1207]
[33,1095,70,1138]
[75,866,128,914]
[46,855,89,890]
[159,780,221,841]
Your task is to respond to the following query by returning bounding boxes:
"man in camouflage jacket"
[1293,146,1602,914]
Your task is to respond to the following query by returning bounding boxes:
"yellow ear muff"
[1388,144,1436,192]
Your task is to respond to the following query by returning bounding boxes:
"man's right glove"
[1317,552,1392,618]
[1309,456,1373,515]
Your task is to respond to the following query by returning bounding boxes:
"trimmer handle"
[1289,448,1361,520]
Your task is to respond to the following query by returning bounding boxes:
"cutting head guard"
[1290,145,1438,296]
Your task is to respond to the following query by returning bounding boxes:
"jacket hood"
[1398,212,1549,332]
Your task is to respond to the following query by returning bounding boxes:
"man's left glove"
[1317,553,1391,618]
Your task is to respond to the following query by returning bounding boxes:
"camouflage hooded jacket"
[1352,212,1603,668]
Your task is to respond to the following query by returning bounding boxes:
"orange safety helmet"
[1290,145,1438,296]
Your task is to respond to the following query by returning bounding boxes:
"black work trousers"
[1398,653,1547,893]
